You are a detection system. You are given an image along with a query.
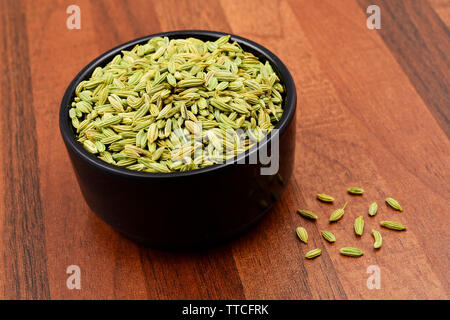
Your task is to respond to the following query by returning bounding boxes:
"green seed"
[386,197,403,211]
[372,229,382,249]
[340,247,364,257]
[277,173,284,184]
[258,199,269,209]
[317,193,335,203]
[321,231,336,243]
[329,201,348,222]
[296,227,308,244]
[305,248,322,259]
[177,78,205,88]
[297,209,318,220]
[368,202,378,216]
[380,220,406,231]
[83,140,98,154]
[347,187,364,195]
[354,216,364,236]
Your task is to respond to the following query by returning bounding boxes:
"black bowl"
[60,30,297,250]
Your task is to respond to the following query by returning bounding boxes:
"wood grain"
[429,0,450,27]
[0,0,448,300]
[0,0,50,299]
[358,0,450,137]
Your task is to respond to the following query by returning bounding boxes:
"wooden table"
[0,0,448,300]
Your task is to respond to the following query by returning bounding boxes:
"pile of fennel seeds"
[297,190,407,260]
[69,35,285,173]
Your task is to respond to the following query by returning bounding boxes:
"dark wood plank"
[91,0,163,50]
[139,247,245,299]
[0,0,50,299]
[429,0,450,27]
[152,0,232,32]
[358,0,450,137]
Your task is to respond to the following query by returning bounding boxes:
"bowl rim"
[59,30,297,180]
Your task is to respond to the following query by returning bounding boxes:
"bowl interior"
[60,30,296,179]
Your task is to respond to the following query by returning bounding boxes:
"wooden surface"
[0,0,448,300]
